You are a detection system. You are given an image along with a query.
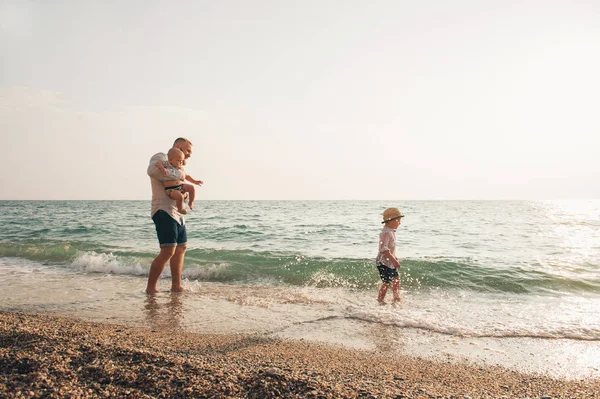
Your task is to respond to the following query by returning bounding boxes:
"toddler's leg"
[377,283,389,304]
[391,277,401,302]
[182,183,196,210]
[168,190,188,214]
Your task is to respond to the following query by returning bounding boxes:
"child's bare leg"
[391,277,401,302]
[378,283,389,303]
[182,184,196,210]
[168,190,188,214]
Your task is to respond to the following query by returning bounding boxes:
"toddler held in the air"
[156,148,203,214]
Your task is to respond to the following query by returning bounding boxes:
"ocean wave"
[70,252,147,276]
[1,240,599,295]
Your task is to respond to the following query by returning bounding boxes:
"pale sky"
[1,0,599,200]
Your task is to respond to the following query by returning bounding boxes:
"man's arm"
[147,153,183,181]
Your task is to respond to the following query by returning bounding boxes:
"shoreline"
[2,262,600,382]
[2,311,599,398]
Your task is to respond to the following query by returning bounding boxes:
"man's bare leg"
[146,246,176,295]
[169,244,187,292]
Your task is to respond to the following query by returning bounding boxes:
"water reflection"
[144,292,185,331]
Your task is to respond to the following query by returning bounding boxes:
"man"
[146,137,194,294]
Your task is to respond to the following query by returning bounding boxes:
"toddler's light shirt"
[376,226,397,269]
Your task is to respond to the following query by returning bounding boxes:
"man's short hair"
[173,137,193,146]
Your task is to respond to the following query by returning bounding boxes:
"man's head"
[167,148,185,169]
[173,137,193,163]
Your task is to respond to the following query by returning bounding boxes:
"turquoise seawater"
[1,200,600,365]
[2,200,599,294]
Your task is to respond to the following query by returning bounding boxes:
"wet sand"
[2,311,599,398]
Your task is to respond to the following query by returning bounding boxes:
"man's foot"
[178,208,188,214]
[392,297,401,303]
[171,285,185,293]
[146,287,159,295]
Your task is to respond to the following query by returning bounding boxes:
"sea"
[1,200,600,379]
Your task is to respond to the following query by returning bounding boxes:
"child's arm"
[148,153,183,181]
[185,174,204,186]
[379,231,400,268]
[155,161,168,175]
[381,249,401,269]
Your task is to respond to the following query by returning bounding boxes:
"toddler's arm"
[185,174,204,186]
[147,153,183,181]
[381,250,401,268]
[155,161,168,175]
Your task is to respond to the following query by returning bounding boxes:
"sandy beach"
[2,311,599,398]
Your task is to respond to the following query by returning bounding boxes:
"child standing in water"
[376,207,404,303]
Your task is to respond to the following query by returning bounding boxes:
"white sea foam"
[70,251,147,276]
[308,270,361,289]
[182,262,231,280]
[342,292,600,341]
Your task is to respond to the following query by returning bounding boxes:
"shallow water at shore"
[2,260,599,380]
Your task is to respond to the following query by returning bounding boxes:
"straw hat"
[382,207,404,223]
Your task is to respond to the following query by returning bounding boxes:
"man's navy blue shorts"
[152,210,187,248]
[377,263,399,283]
